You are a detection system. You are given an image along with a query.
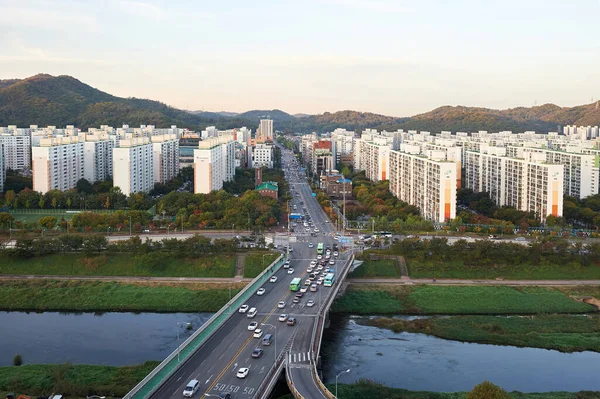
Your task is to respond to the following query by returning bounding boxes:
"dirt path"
[0,274,253,284]
[347,278,600,286]
[235,254,246,278]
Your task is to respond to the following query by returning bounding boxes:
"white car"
[287,268,294,274]
[329,260,335,265]
[310,260,317,266]
[270,276,278,283]
[316,279,323,285]
[257,288,266,296]
[317,255,322,260]
[314,228,320,233]
[307,300,315,307]
[248,322,258,331]
[236,367,249,379]
[278,314,288,322]
[253,329,263,338]
[308,243,314,248]
[278,301,286,309]
[306,267,313,273]
[239,305,249,313]
[300,286,308,293]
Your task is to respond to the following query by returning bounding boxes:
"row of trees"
[390,237,600,267]
[4,234,243,258]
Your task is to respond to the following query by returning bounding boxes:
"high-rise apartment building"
[151,134,179,183]
[0,143,4,192]
[194,135,235,194]
[83,133,115,183]
[0,132,31,170]
[257,119,274,140]
[389,148,457,222]
[113,137,154,196]
[32,136,85,194]
[464,146,563,220]
[331,128,354,166]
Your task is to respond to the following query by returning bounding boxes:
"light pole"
[261,323,277,364]
[335,369,351,399]
[107,226,111,236]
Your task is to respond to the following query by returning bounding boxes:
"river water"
[0,311,213,366]
[320,315,600,393]
[2,311,600,393]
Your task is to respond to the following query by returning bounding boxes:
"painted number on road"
[214,384,254,395]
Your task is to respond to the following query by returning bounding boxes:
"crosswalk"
[289,351,312,363]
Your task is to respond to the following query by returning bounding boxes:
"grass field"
[407,259,600,280]
[9,209,114,224]
[332,285,596,315]
[366,314,600,353]
[243,252,279,277]
[0,253,237,278]
[348,259,401,278]
[0,280,243,312]
[0,361,159,398]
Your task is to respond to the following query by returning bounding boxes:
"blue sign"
[312,193,316,197]
[289,213,302,219]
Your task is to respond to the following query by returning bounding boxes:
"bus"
[317,242,324,255]
[290,277,302,292]
[323,273,335,287]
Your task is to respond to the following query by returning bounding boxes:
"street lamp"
[261,323,277,363]
[335,369,351,399]
[107,226,111,236]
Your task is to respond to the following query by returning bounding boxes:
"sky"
[1,0,599,117]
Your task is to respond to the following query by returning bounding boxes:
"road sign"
[312,193,316,197]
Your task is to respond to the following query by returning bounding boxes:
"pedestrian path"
[288,351,311,364]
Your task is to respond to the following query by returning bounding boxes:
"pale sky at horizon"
[1,0,599,117]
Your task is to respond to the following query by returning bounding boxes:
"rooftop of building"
[256,181,278,191]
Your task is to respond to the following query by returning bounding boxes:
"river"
[2,311,600,392]
[320,315,600,393]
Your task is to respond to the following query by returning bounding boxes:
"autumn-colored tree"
[466,381,511,399]
[38,216,57,230]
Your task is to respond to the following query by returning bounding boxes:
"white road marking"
[205,374,213,384]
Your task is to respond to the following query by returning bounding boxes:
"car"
[278,314,288,322]
[278,301,286,308]
[283,261,290,269]
[307,300,315,307]
[287,268,294,274]
[239,304,249,313]
[296,292,304,298]
[236,367,249,378]
[300,286,308,293]
[317,254,322,260]
[270,276,278,283]
[325,255,331,260]
[288,247,294,252]
[219,393,232,399]
[333,251,339,257]
[311,232,317,237]
[308,242,314,248]
[293,296,300,303]
[183,379,200,397]
[287,317,296,326]
[329,260,335,265]
[306,267,313,273]
[251,348,264,358]
[316,265,323,271]
[314,228,320,233]
[305,279,311,285]
[310,284,318,292]
[257,288,266,296]
[310,260,317,266]
[248,322,258,331]
[253,328,263,338]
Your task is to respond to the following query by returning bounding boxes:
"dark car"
[252,348,264,358]
[219,394,232,399]
[286,317,296,326]
[296,292,304,298]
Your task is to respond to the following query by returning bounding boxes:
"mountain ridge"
[1,74,599,133]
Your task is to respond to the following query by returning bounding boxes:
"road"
[148,148,346,399]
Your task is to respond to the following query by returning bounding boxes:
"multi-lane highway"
[148,147,346,399]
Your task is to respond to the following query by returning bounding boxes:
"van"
[183,379,200,397]
[247,307,257,318]
[310,284,318,292]
[262,334,273,346]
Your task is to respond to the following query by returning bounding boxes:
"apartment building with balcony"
[32,136,85,194]
[389,147,457,223]
[151,134,179,183]
[82,133,115,183]
[0,131,31,170]
[113,137,154,196]
[194,135,235,194]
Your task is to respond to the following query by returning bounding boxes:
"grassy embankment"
[0,361,159,398]
[243,252,280,278]
[0,253,237,277]
[0,280,244,312]
[355,257,600,280]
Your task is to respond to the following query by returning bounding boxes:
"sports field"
[9,209,114,224]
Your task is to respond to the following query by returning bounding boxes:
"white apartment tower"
[113,137,154,196]
[83,134,115,183]
[32,136,85,194]
[258,119,274,140]
[250,143,274,168]
[194,135,235,194]
[0,133,31,170]
[0,143,4,192]
[151,134,179,183]
[389,147,457,223]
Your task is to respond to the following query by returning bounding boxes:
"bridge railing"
[124,254,284,399]
[254,331,297,399]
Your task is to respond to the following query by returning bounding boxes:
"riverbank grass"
[332,285,595,314]
[366,314,600,353]
[243,252,279,277]
[348,259,401,278]
[0,253,237,278]
[0,361,159,398]
[0,280,243,312]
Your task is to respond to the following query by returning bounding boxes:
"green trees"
[467,381,511,399]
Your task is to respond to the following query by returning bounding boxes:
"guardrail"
[254,331,297,399]
[124,254,284,399]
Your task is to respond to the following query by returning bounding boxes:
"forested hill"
[1,74,599,133]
